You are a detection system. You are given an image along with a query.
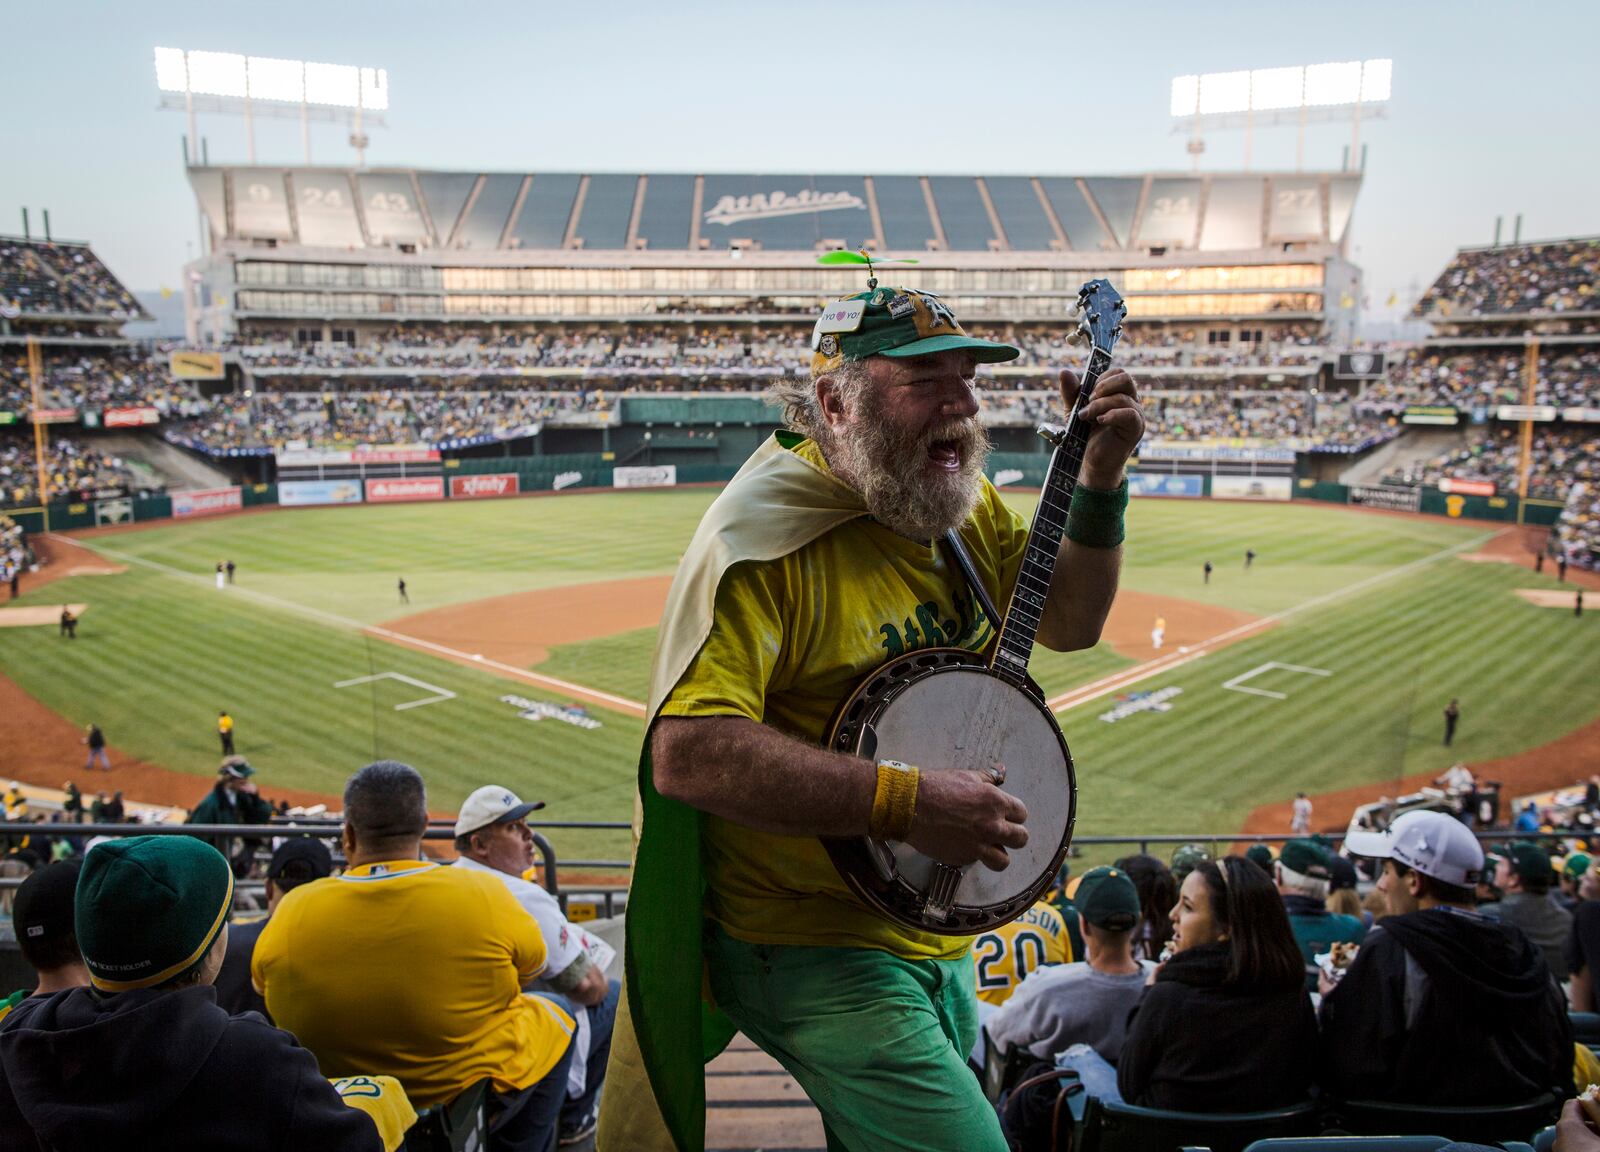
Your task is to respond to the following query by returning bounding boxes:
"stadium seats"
[1073,1095,1321,1152]
[398,1079,488,1152]
[1325,1095,1561,1143]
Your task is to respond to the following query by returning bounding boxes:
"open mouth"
[926,440,962,472]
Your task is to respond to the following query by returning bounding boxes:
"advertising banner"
[30,408,77,425]
[169,350,226,380]
[279,480,363,507]
[1127,473,1204,498]
[613,465,678,489]
[353,448,439,465]
[365,477,444,503]
[1350,484,1421,513]
[1495,405,1557,422]
[1137,441,1298,463]
[449,473,520,500]
[1211,475,1293,501]
[1438,477,1495,497]
[1335,351,1387,380]
[1402,406,1460,426]
[94,498,133,526]
[105,407,161,428]
[1562,408,1600,424]
[172,486,243,519]
[0,412,15,425]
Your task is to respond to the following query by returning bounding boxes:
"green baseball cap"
[1245,844,1276,873]
[1170,843,1211,882]
[1564,852,1593,881]
[1503,841,1552,881]
[1074,865,1142,931]
[1279,838,1334,881]
[810,286,1020,375]
[76,835,234,992]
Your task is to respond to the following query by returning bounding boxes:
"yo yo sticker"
[814,299,866,335]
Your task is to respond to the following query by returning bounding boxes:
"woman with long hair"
[1114,853,1178,961]
[1052,855,1317,1114]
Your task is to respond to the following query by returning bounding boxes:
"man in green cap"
[601,284,1144,1151]
[1170,843,1210,885]
[1274,838,1365,989]
[187,756,275,874]
[1483,840,1571,980]
[987,865,1152,1064]
[1245,843,1276,875]
[0,835,380,1150]
[1556,851,1590,913]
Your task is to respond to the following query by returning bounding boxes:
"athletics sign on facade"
[703,188,866,227]
[449,474,519,499]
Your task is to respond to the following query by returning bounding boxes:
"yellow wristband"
[869,759,920,842]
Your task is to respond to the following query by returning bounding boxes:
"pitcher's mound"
[0,604,87,628]
[1515,588,1587,608]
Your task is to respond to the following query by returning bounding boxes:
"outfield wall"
[4,450,1564,534]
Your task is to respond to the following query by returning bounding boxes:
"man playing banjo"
[600,281,1144,1152]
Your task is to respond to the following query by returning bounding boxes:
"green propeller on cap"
[816,248,919,290]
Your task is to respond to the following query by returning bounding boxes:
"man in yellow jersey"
[255,761,576,1152]
[972,900,1073,1007]
[606,285,1143,1152]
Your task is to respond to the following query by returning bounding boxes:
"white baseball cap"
[454,786,545,838]
[1344,810,1484,888]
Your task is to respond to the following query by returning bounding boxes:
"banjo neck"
[988,294,1123,688]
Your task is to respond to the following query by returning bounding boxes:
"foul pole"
[27,338,49,531]
[1516,339,1539,525]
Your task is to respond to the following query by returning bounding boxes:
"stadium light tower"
[1170,59,1391,171]
[153,48,390,166]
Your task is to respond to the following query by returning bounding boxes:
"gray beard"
[830,398,991,541]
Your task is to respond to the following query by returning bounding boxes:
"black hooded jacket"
[1318,905,1572,1105]
[0,984,380,1152]
[1116,941,1318,1112]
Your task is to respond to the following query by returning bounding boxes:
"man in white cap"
[454,786,617,1147]
[1319,811,1570,1107]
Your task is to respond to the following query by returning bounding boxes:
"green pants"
[705,929,1008,1152]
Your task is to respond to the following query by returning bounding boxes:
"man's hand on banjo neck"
[653,716,1029,871]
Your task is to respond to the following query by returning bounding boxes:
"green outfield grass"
[2,491,1594,869]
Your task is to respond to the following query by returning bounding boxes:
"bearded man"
[599,286,1143,1152]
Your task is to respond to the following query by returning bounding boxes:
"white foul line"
[1046,528,1500,715]
[60,535,649,717]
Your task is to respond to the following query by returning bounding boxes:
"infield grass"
[3,492,1595,867]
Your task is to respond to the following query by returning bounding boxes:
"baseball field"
[1,488,1596,869]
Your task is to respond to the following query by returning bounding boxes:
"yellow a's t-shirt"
[659,438,1029,960]
[252,861,574,1107]
[971,901,1072,1006]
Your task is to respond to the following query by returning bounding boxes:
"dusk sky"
[3,0,1595,325]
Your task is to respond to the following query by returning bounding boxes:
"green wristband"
[1065,480,1128,549]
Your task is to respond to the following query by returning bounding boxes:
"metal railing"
[2,819,1586,916]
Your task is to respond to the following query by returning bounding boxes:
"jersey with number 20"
[972,901,1073,1006]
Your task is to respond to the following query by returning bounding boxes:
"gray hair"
[765,361,872,446]
[344,760,428,848]
[1275,860,1329,901]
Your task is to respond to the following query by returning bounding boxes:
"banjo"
[823,279,1127,935]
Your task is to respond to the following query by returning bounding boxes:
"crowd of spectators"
[0,240,142,319]
[1382,427,1599,504]
[0,348,198,415]
[992,824,1590,1149]
[1417,238,1600,317]
[1364,345,1600,412]
[168,388,611,455]
[0,759,615,1151]
[227,320,1329,379]
[0,437,155,509]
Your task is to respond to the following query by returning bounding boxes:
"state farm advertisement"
[105,407,161,428]
[449,473,519,500]
[365,476,444,503]
[172,486,242,519]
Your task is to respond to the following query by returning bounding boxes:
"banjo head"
[825,650,1076,934]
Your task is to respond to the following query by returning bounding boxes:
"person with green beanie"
[0,836,381,1152]
[1170,843,1211,885]
[1274,838,1365,990]
[1245,843,1275,875]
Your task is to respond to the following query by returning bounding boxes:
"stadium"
[2,27,1600,1152]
